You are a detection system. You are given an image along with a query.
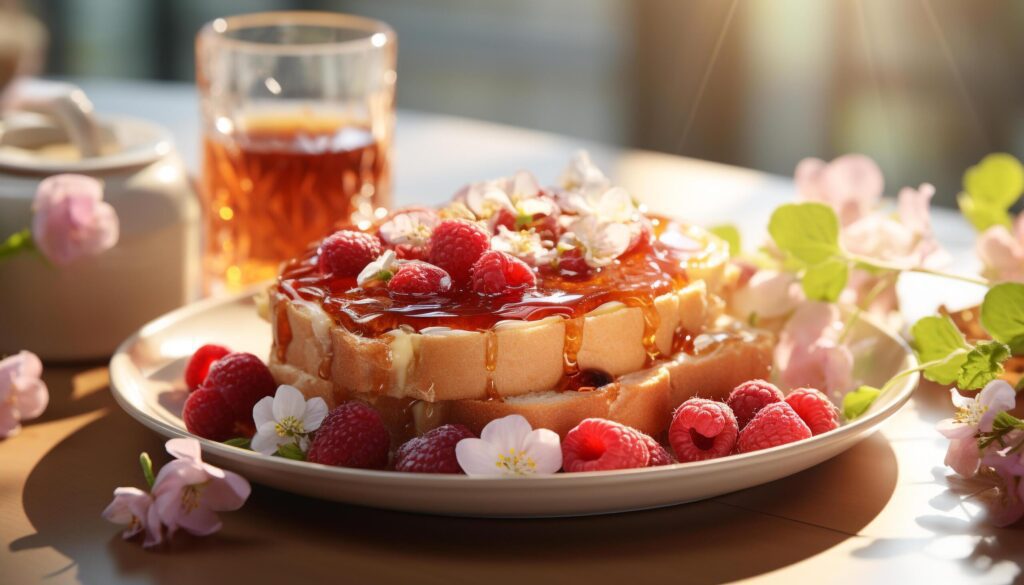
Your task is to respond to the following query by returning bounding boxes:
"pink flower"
[795,154,884,226]
[31,174,119,266]
[979,444,1024,527]
[101,487,163,548]
[843,183,947,269]
[936,380,1016,477]
[150,438,250,539]
[976,215,1024,282]
[730,269,802,321]
[0,350,49,438]
[774,302,854,397]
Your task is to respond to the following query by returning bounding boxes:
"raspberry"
[200,352,276,422]
[727,379,784,429]
[394,424,475,473]
[307,402,390,469]
[562,418,650,472]
[737,402,812,453]
[785,387,840,435]
[557,248,590,276]
[428,219,491,286]
[394,244,428,261]
[387,262,452,296]
[470,250,537,295]
[184,344,231,391]
[318,230,382,276]
[182,389,236,441]
[638,432,675,467]
[669,398,738,462]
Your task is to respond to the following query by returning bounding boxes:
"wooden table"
[1,80,1020,584]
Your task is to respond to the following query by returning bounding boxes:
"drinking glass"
[196,12,396,293]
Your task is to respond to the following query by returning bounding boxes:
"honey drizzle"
[556,317,586,391]
[317,353,333,380]
[672,325,696,355]
[274,301,292,362]
[484,329,501,401]
[625,295,661,366]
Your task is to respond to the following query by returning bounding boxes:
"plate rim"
[109,289,920,487]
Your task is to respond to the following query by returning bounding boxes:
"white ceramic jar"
[0,86,199,360]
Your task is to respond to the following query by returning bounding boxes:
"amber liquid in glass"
[201,114,389,292]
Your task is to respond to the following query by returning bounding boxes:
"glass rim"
[197,11,395,55]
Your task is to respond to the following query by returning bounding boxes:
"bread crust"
[269,324,773,441]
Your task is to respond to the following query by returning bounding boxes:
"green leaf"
[275,442,306,461]
[139,452,155,489]
[957,192,1012,232]
[957,341,1010,390]
[709,224,742,257]
[224,437,251,449]
[768,203,842,266]
[910,316,971,385]
[981,283,1024,353]
[801,258,849,302]
[963,153,1024,210]
[843,385,881,420]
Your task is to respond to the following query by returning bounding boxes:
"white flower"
[379,209,438,248]
[464,171,554,221]
[491,226,554,265]
[251,385,328,455]
[559,150,611,196]
[455,414,562,476]
[562,215,631,268]
[357,250,399,288]
[565,186,638,224]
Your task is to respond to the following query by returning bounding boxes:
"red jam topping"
[276,216,716,339]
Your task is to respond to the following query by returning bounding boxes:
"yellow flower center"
[181,482,206,513]
[275,416,305,438]
[495,448,537,476]
[954,400,985,427]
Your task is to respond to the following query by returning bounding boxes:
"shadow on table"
[13,402,900,585]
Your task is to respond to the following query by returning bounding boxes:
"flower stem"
[0,228,33,261]
[848,253,990,287]
[139,452,155,489]
[837,271,897,345]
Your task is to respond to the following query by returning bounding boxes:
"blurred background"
[7,0,1024,206]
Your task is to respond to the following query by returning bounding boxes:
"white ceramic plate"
[109,291,918,518]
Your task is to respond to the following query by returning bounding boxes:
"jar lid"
[0,113,174,174]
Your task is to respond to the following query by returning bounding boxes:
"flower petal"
[174,505,222,537]
[302,397,329,432]
[272,385,306,421]
[455,437,503,476]
[522,428,562,474]
[936,418,975,439]
[944,437,981,477]
[165,437,203,463]
[479,414,534,452]
[978,380,1016,432]
[252,396,275,428]
[251,426,286,456]
[202,471,251,511]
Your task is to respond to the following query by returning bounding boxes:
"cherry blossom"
[379,208,439,248]
[795,154,884,226]
[463,171,554,221]
[558,150,611,198]
[937,381,1016,477]
[0,350,49,438]
[150,438,251,539]
[491,226,554,266]
[976,215,1024,282]
[102,487,163,548]
[774,302,854,398]
[357,250,399,288]
[455,414,562,476]
[730,269,802,322]
[251,385,328,456]
[561,215,631,268]
[31,174,119,265]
